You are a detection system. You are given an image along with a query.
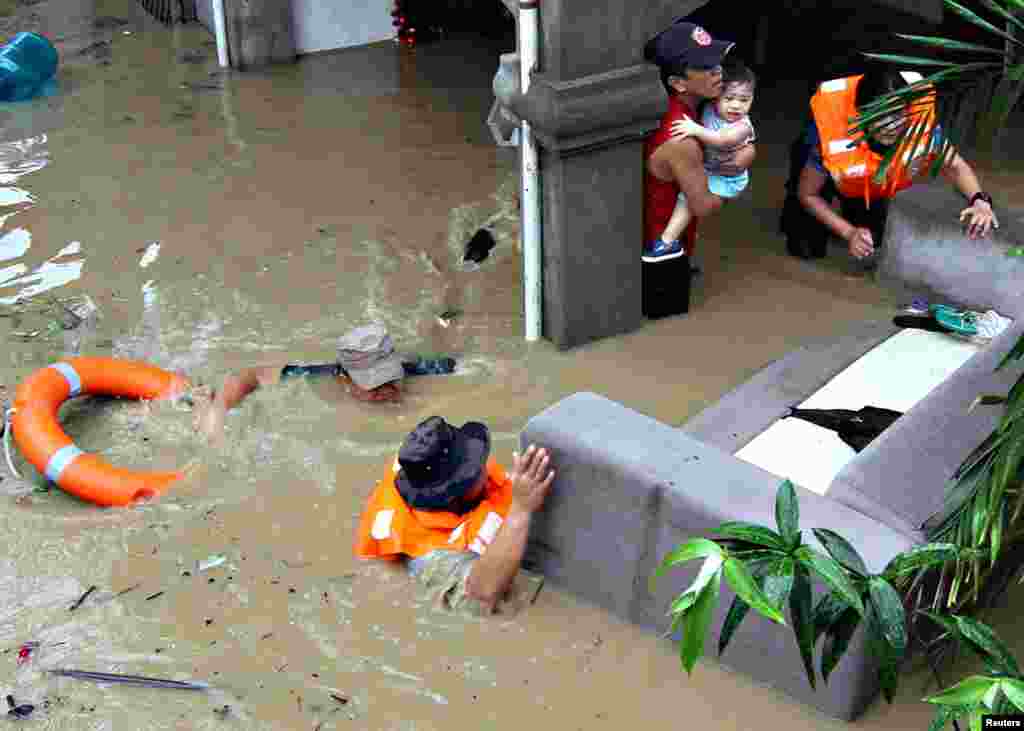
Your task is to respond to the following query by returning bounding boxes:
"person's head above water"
[714,63,755,124]
[336,323,405,402]
[644,20,734,102]
[853,69,919,147]
[393,416,492,515]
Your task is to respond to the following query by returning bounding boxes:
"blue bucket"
[0,32,59,102]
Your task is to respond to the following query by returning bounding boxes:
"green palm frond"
[895,33,1007,55]
[857,0,1024,165]
[976,0,1024,35]
[946,0,1024,46]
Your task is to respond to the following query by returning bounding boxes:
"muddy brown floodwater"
[1,1,1023,729]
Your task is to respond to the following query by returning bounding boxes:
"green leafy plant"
[654,481,1024,730]
[652,481,954,701]
[855,0,1024,178]
[921,613,1024,730]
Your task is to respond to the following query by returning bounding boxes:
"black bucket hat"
[395,416,491,512]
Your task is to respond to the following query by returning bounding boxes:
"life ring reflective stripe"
[11,357,190,507]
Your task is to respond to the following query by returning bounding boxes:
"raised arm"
[197,366,281,437]
[938,149,998,239]
[465,445,555,612]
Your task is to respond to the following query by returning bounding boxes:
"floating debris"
[279,558,311,569]
[144,591,164,601]
[68,585,97,612]
[138,241,161,269]
[197,554,227,572]
[437,309,462,328]
[114,583,141,598]
[48,669,209,691]
[330,693,349,706]
[15,642,38,666]
[5,694,33,720]
[462,228,496,265]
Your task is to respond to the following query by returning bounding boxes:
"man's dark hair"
[643,36,693,96]
[656,61,695,96]
[723,63,756,91]
[855,69,910,109]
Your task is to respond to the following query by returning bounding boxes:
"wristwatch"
[968,191,994,208]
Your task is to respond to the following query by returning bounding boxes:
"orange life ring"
[11,357,190,507]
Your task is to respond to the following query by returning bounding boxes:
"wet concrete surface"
[1,1,1023,728]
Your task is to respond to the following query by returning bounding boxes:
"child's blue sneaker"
[642,238,685,263]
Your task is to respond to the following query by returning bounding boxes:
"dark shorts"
[280,363,342,381]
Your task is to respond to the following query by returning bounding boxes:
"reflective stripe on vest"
[354,458,513,560]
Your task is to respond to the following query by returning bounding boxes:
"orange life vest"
[354,457,513,561]
[810,74,938,206]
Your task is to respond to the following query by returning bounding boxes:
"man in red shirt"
[643,21,755,269]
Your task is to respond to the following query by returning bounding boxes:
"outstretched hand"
[960,200,998,240]
[509,445,556,515]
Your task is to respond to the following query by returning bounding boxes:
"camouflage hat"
[336,324,404,390]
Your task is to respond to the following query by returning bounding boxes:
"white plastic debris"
[973,310,1013,343]
[139,242,161,269]
[196,555,227,572]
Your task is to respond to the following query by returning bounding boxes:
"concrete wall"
[195,0,392,54]
[290,0,392,54]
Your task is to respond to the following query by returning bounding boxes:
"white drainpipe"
[212,0,230,68]
[519,0,541,342]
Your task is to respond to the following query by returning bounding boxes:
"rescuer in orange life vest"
[780,68,998,265]
[354,416,556,615]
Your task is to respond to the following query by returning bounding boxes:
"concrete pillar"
[224,0,296,70]
[504,0,707,349]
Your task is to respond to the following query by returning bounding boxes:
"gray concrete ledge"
[881,183,1024,319]
[684,320,899,454]
[522,392,920,720]
[506,65,664,150]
